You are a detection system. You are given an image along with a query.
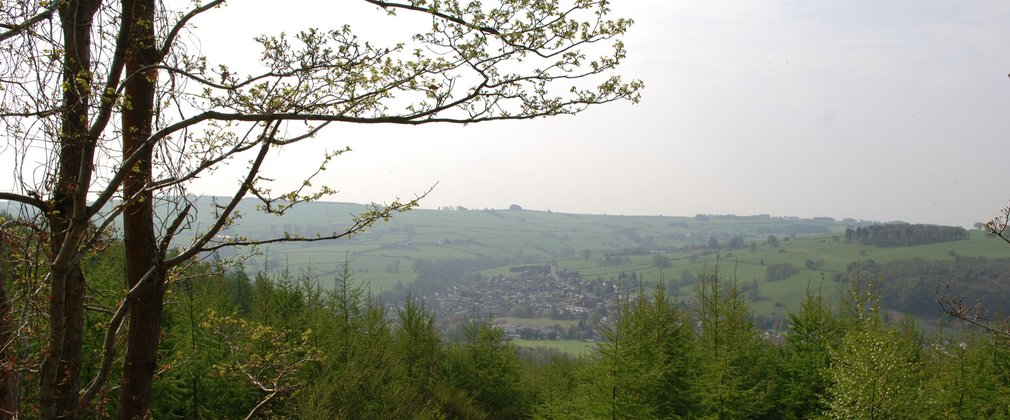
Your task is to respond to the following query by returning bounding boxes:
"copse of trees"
[766,262,799,282]
[845,224,969,247]
[846,257,1010,319]
[652,254,672,269]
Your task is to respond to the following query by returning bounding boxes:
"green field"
[495,317,580,329]
[510,339,595,356]
[544,231,1007,318]
[186,198,1008,321]
[194,198,859,289]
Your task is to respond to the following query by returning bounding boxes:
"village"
[424,260,794,348]
[428,264,643,342]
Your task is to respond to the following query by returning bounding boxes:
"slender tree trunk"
[118,0,165,417]
[56,266,85,418]
[40,2,99,418]
[0,231,17,419]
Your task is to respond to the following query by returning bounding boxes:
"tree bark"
[0,231,17,420]
[39,1,99,418]
[117,0,164,417]
[56,266,85,418]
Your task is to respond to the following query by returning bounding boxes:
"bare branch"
[158,0,228,60]
[937,283,1010,338]
[0,192,46,211]
[86,0,136,141]
[0,108,60,118]
[984,203,1010,246]
[159,202,192,256]
[244,391,280,420]
[76,206,126,265]
[195,197,423,253]
[164,124,278,268]
[0,1,58,42]
[364,0,501,35]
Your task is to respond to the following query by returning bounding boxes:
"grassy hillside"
[197,198,856,289]
[169,198,1008,324]
[527,231,1007,320]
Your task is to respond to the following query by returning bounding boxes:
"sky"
[184,0,1010,227]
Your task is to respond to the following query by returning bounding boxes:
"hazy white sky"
[187,0,1010,227]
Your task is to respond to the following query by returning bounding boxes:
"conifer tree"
[586,280,697,418]
[393,293,442,403]
[778,288,840,417]
[924,323,1010,418]
[442,318,528,419]
[692,265,774,418]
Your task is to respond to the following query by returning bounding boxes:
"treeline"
[845,223,968,247]
[844,257,1010,319]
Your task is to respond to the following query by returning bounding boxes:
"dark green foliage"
[442,318,528,419]
[292,262,431,419]
[590,282,698,418]
[847,257,1010,318]
[954,336,1010,416]
[653,253,672,269]
[846,224,969,247]
[693,267,776,418]
[765,262,799,282]
[523,352,582,418]
[29,239,1010,419]
[777,290,839,418]
[394,294,441,396]
[152,270,260,418]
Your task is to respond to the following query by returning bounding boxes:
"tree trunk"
[117,0,164,417]
[56,266,85,418]
[0,231,17,420]
[39,2,99,418]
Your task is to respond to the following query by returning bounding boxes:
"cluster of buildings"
[428,264,629,340]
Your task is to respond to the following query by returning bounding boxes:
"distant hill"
[171,197,861,281]
[160,197,1007,326]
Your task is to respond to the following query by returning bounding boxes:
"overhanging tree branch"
[3,0,641,414]
[0,192,46,211]
[0,1,58,42]
[364,0,501,35]
[158,0,228,60]
[165,124,277,268]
